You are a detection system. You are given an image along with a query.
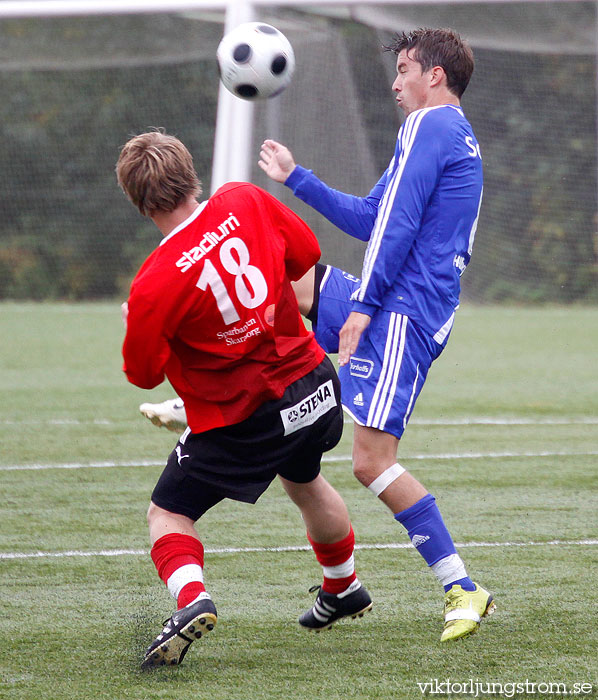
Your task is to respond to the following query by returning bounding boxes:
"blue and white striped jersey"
[285,104,483,344]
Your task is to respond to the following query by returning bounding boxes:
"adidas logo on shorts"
[411,534,431,548]
[353,393,364,406]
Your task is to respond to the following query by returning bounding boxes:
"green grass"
[1,303,597,699]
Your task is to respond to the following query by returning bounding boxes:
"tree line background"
[0,14,596,303]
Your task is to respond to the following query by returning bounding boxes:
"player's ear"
[429,65,446,88]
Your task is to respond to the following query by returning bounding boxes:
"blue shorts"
[339,311,444,439]
[313,265,444,440]
[312,264,359,354]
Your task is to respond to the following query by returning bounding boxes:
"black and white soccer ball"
[217,22,295,100]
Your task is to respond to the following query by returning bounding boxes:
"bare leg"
[351,424,428,512]
[279,473,350,543]
[147,501,199,545]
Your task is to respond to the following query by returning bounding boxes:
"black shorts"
[151,356,343,521]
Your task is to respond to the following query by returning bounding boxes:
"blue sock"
[394,494,475,591]
[447,577,476,593]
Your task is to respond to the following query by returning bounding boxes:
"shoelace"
[444,588,466,611]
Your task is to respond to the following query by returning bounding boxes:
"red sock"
[308,526,357,594]
[151,533,206,609]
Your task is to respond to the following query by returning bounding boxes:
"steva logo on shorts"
[349,357,374,379]
[280,380,337,436]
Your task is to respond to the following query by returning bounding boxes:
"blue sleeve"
[285,165,385,242]
[353,111,453,314]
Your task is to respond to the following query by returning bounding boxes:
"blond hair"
[116,129,202,216]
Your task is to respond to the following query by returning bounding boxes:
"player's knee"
[352,458,379,487]
[353,456,407,496]
[146,500,160,527]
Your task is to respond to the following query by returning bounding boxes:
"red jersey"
[123,182,325,433]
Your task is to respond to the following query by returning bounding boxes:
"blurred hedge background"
[0,6,596,303]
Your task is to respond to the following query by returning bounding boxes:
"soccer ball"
[217,22,295,100]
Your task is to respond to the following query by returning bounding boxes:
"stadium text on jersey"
[176,212,241,272]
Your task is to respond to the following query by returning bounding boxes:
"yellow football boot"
[440,583,496,642]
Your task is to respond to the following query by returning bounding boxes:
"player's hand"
[258,139,296,183]
[121,301,129,328]
[338,311,371,367]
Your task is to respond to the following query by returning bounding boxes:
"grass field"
[1,302,597,700]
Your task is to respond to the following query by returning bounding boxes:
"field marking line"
[3,449,598,471]
[1,419,115,426]
[2,416,597,427]
[325,450,598,462]
[0,459,167,471]
[411,417,598,425]
[2,539,597,560]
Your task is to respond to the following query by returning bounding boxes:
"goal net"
[0,1,596,303]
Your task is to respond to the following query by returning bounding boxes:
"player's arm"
[259,186,322,280]
[285,167,383,242]
[122,286,171,389]
[259,139,383,242]
[352,113,450,315]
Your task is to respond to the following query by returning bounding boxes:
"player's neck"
[152,197,201,237]
[427,87,460,110]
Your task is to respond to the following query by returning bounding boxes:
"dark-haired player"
[258,27,494,643]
